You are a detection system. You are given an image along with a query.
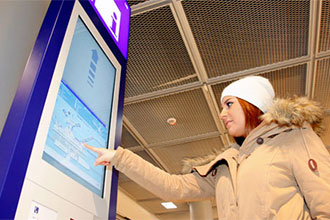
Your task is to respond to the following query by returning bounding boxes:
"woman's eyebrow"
[223,98,232,104]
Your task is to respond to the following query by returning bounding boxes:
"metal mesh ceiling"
[126,0,147,7]
[118,0,330,218]
[261,64,306,98]
[119,180,158,200]
[124,88,218,145]
[313,57,330,109]
[319,0,330,53]
[121,126,140,148]
[125,6,198,98]
[181,0,310,78]
[118,173,131,184]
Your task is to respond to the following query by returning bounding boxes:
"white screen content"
[42,17,116,197]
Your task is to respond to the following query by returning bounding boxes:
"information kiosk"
[0,0,130,219]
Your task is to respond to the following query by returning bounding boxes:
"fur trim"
[260,97,324,135]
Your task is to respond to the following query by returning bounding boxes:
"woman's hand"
[83,143,116,166]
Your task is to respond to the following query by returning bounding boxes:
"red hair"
[237,98,263,135]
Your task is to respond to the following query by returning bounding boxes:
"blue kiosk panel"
[0,0,130,219]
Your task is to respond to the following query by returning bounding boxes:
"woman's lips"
[225,120,233,128]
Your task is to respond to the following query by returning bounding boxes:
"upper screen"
[42,17,116,197]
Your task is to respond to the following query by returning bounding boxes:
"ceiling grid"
[171,0,209,83]
[123,116,171,172]
[121,1,330,218]
[306,0,320,97]
[318,0,330,53]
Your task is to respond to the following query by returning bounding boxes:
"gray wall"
[0,0,50,135]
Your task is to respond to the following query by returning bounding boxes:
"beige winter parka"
[112,97,330,220]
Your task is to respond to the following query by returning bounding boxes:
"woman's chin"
[228,130,237,137]
[228,129,245,137]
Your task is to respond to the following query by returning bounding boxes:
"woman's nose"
[220,108,227,121]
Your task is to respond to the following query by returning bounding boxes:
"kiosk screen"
[42,17,116,197]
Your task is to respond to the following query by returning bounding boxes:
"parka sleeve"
[290,128,330,219]
[111,147,216,202]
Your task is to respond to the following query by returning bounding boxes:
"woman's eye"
[226,102,233,108]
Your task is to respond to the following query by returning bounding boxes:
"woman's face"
[220,96,247,137]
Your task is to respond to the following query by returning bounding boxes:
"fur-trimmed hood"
[261,96,324,135]
[181,97,325,173]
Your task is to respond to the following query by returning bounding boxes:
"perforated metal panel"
[125,6,198,98]
[319,0,330,53]
[124,88,217,144]
[118,173,131,184]
[181,0,310,78]
[152,136,224,174]
[119,180,158,200]
[127,0,147,7]
[117,1,330,218]
[121,126,140,148]
[261,64,306,98]
[313,58,330,109]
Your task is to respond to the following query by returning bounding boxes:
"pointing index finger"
[83,143,97,152]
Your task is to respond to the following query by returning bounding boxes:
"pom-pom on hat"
[221,76,275,113]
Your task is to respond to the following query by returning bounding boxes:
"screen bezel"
[21,1,121,217]
[41,16,116,198]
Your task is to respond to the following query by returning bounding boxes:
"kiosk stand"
[0,0,130,219]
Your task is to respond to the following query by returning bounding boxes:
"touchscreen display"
[42,17,116,197]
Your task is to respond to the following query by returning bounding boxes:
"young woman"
[85,76,330,219]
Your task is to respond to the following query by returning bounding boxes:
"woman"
[85,76,330,219]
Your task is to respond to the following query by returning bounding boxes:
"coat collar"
[238,121,304,157]
[193,145,239,177]
[193,145,240,195]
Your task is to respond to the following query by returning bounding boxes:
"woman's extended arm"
[84,143,215,202]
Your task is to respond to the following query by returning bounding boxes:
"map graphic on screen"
[42,17,116,197]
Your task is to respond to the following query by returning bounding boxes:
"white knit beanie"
[221,76,275,113]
